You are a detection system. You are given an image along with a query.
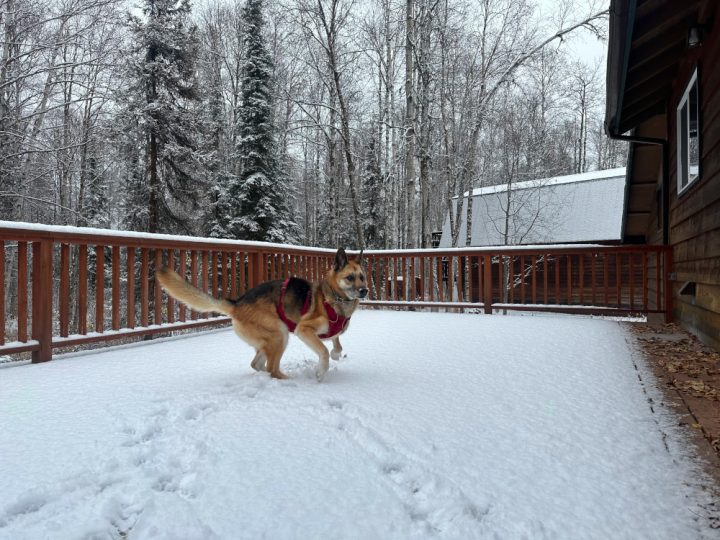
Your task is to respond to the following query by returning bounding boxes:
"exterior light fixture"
[688,26,703,48]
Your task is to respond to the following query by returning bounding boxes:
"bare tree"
[403,0,416,248]
[443,0,608,248]
[292,0,366,248]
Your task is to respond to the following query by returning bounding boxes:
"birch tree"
[293,0,366,249]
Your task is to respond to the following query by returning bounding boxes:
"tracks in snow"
[1,368,486,538]
[306,397,489,536]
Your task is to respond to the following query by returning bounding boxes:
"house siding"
[664,22,720,349]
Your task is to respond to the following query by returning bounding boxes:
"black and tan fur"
[156,248,367,381]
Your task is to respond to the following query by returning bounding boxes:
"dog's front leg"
[296,319,331,381]
[330,337,343,360]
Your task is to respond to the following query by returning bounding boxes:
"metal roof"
[439,168,627,247]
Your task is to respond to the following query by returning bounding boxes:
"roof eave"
[605,0,636,137]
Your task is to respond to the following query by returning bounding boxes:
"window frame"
[676,67,701,195]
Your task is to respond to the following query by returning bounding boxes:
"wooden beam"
[632,4,699,49]
[635,0,674,19]
[620,100,667,133]
[625,54,682,92]
[623,78,673,110]
[629,28,688,71]
[628,181,659,186]
[699,0,716,23]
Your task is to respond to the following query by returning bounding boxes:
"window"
[676,68,700,194]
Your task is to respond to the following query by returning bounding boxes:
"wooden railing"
[362,245,672,318]
[0,222,335,362]
[0,222,672,363]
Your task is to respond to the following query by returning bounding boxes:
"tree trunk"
[404,0,416,248]
[148,131,159,234]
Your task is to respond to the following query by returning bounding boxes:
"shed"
[439,168,627,248]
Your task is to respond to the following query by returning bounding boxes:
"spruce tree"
[124,0,205,234]
[220,0,290,242]
[80,150,110,228]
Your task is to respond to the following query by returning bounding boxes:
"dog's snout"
[359,287,369,298]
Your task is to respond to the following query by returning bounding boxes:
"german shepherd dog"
[156,248,367,381]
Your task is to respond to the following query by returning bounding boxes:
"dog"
[156,248,367,381]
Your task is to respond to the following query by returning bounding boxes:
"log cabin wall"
[609,0,719,349]
[665,21,720,349]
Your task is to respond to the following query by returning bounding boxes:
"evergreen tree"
[361,136,385,249]
[272,152,301,243]
[202,30,233,239]
[120,142,149,231]
[212,0,291,242]
[80,149,110,228]
[124,0,205,234]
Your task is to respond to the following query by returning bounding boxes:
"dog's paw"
[330,348,342,361]
[251,358,266,372]
[316,366,328,382]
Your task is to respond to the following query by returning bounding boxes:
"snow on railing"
[0,222,673,363]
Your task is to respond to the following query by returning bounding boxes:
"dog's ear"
[334,248,348,271]
[357,249,364,265]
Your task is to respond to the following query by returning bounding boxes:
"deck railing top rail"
[0,221,337,255]
[361,244,665,256]
[0,221,663,256]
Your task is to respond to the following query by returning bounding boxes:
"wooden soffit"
[605,0,706,136]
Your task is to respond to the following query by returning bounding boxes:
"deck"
[0,311,716,539]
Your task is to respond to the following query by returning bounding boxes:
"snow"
[0,311,717,539]
[0,340,39,350]
[0,219,619,257]
[50,317,231,343]
[0,220,336,254]
[463,167,627,198]
[358,244,614,256]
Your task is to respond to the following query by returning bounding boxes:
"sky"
[537,0,610,69]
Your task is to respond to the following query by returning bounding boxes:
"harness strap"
[277,278,350,339]
[277,278,310,333]
[319,301,350,339]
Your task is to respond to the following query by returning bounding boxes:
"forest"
[0,0,623,250]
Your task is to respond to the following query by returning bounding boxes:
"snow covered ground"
[0,311,717,539]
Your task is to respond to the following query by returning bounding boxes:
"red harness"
[277,278,350,339]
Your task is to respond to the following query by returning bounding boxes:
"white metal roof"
[439,168,627,247]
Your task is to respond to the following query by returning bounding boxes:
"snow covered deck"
[0,312,716,539]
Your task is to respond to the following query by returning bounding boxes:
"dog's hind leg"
[232,317,286,377]
[250,350,267,371]
[330,337,343,360]
[263,335,289,379]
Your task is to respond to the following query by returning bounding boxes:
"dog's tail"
[156,268,234,316]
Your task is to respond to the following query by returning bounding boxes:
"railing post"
[32,240,53,362]
[483,254,493,315]
[664,246,674,323]
[256,252,266,286]
[248,251,265,289]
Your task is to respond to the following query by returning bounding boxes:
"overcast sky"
[537,0,610,69]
